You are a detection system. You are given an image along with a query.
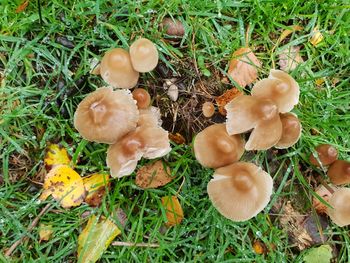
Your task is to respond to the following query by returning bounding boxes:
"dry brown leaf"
[15,0,29,13]
[161,196,184,226]
[136,161,173,189]
[168,132,186,145]
[227,47,261,87]
[39,224,53,242]
[278,25,303,42]
[83,173,110,207]
[215,88,243,115]
[278,46,304,72]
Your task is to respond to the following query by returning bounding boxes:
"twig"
[112,241,160,248]
[5,203,51,257]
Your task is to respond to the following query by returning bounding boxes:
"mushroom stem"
[317,175,335,194]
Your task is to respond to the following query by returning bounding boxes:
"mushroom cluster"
[74,38,171,178]
[309,144,350,226]
[193,69,302,222]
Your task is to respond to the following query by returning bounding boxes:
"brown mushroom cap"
[327,160,350,185]
[193,124,245,168]
[161,18,185,37]
[327,187,350,227]
[129,38,159,73]
[275,113,302,149]
[202,102,215,118]
[251,70,299,113]
[207,162,273,222]
[225,95,282,151]
[309,144,338,167]
[74,87,138,144]
[100,48,139,89]
[132,88,151,109]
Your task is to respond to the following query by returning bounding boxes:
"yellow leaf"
[44,144,71,170]
[83,173,110,207]
[253,240,266,255]
[310,27,324,46]
[40,165,85,208]
[39,223,53,242]
[161,196,184,226]
[78,215,121,263]
[278,25,303,42]
[135,161,173,189]
[227,47,261,88]
[315,78,325,87]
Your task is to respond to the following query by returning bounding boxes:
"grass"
[1,0,350,262]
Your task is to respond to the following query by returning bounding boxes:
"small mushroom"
[74,87,138,144]
[132,88,151,109]
[193,124,244,168]
[275,113,302,149]
[202,102,215,118]
[327,160,350,185]
[161,18,185,37]
[251,70,300,113]
[129,38,159,73]
[326,187,350,227]
[100,48,139,89]
[309,144,338,167]
[225,95,282,151]
[207,162,273,222]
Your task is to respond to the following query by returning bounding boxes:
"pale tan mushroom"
[129,38,159,72]
[251,69,299,113]
[275,113,302,149]
[327,187,350,227]
[193,124,245,168]
[202,102,215,118]
[225,95,282,151]
[309,144,338,167]
[327,160,350,185]
[207,162,273,222]
[132,88,151,109]
[100,48,139,89]
[74,87,138,144]
[137,106,162,128]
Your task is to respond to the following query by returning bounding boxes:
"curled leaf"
[136,161,173,189]
[278,25,303,42]
[44,144,71,170]
[78,215,121,263]
[83,174,110,207]
[161,196,184,226]
[309,27,324,47]
[227,47,261,88]
[39,224,53,242]
[40,165,85,208]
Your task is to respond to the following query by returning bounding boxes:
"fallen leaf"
[83,174,110,207]
[278,25,303,42]
[161,196,184,226]
[39,223,53,242]
[315,78,325,87]
[40,165,85,208]
[215,88,243,115]
[253,240,267,255]
[78,215,121,263]
[15,0,29,13]
[136,161,173,189]
[303,245,332,263]
[278,46,304,72]
[309,27,324,46]
[44,144,71,170]
[114,208,128,228]
[227,47,261,88]
[313,185,337,214]
[168,132,186,145]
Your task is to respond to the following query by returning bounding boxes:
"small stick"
[112,241,160,248]
[5,203,51,257]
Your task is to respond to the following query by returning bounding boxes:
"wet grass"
[1,0,350,262]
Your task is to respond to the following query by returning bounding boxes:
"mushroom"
[309,144,338,167]
[225,95,282,151]
[202,102,215,118]
[327,160,350,185]
[100,48,139,89]
[207,162,273,221]
[129,38,159,73]
[107,126,171,178]
[275,113,302,148]
[161,18,185,37]
[138,106,162,128]
[193,124,245,168]
[251,69,299,113]
[74,87,138,144]
[326,187,350,227]
[132,88,151,109]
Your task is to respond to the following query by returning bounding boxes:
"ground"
[1,0,350,262]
